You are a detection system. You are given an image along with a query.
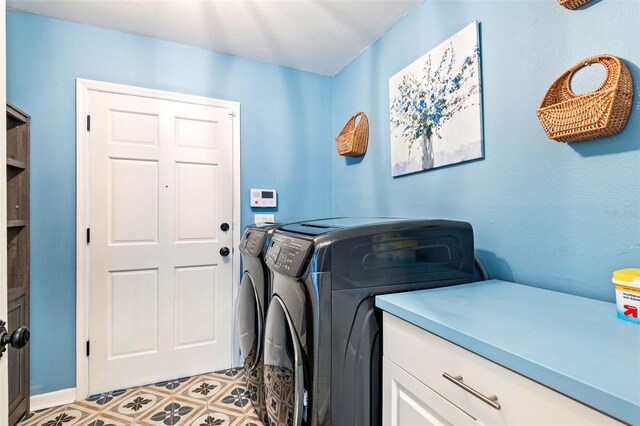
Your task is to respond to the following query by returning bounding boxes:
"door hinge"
[86,340,90,357]
[86,228,90,244]
[228,111,236,117]
[87,115,91,131]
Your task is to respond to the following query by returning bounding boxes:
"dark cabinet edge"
[6,101,31,426]
[6,102,31,121]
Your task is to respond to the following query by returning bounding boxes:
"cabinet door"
[8,292,29,425]
[383,356,477,426]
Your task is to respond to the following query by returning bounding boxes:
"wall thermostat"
[250,188,277,208]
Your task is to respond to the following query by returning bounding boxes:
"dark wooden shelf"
[7,158,26,170]
[7,220,26,228]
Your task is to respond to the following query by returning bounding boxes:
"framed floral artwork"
[389,21,484,177]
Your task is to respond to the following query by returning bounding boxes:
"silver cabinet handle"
[443,372,501,410]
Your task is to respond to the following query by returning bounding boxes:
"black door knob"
[220,223,230,232]
[220,247,230,257]
[0,321,30,359]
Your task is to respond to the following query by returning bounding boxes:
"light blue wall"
[332,1,640,302]
[8,0,640,396]
[7,10,333,395]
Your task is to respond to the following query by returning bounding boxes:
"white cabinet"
[383,356,478,426]
[382,313,622,426]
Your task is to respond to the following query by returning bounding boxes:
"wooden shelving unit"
[6,102,30,426]
[6,159,26,170]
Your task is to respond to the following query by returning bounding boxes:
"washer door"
[238,272,262,371]
[263,295,305,426]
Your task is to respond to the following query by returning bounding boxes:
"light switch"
[255,214,275,224]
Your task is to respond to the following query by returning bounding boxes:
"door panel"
[175,163,217,241]
[175,117,218,149]
[110,159,159,244]
[174,265,217,347]
[109,269,159,358]
[110,110,159,145]
[89,90,234,394]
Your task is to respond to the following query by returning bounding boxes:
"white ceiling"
[7,0,422,75]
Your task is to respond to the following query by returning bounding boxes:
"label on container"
[615,284,640,324]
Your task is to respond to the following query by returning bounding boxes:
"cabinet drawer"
[383,313,621,426]
[383,356,477,426]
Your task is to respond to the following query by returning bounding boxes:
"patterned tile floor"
[21,368,264,426]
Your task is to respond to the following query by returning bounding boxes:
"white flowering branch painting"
[389,22,483,177]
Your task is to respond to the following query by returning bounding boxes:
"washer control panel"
[251,188,277,208]
[239,228,268,257]
[265,234,313,278]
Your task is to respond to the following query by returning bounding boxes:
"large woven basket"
[335,112,369,156]
[537,55,633,143]
[558,0,592,9]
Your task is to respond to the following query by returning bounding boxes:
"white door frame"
[0,1,9,422]
[75,79,241,399]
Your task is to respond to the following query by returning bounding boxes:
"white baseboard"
[30,388,77,411]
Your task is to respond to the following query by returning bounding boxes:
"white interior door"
[88,89,234,394]
[0,1,8,422]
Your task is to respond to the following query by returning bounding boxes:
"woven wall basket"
[335,112,369,156]
[537,55,633,143]
[558,0,592,9]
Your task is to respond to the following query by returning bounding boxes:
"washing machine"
[262,218,475,426]
[237,219,339,423]
[237,222,281,423]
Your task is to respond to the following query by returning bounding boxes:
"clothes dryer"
[237,219,339,423]
[262,218,475,426]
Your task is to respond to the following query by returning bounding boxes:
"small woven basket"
[537,55,633,143]
[558,0,592,9]
[335,112,369,156]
